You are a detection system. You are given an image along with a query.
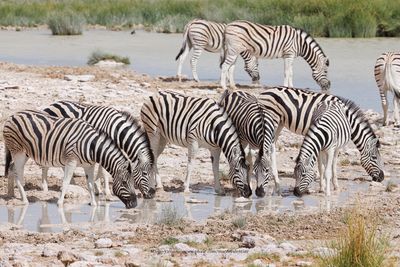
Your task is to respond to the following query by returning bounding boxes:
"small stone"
[175,233,208,243]
[253,259,266,267]
[234,197,252,203]
[279,242,297,253]
[296,261,313,266]
[174,243,197,252]
[64,75,95,82]
[313,247,335,257]
[95,238,113,248]
[57,250,77,266]
[186,198,208,204]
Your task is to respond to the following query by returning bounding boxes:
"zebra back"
[3,110,139,207]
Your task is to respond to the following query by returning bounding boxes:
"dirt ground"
[0,62,399,266]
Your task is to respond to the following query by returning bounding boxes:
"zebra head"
[229,146,252,198]
[360,138,384,182]
[132,154,156,199]
[313,57,330,93]
[113,161,138,209]
[254,152,274,198]
[293,156,316,197]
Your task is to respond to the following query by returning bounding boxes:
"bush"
[48,10,85,35]
[318,211,388,267]
[157,205,183,226]
[87,50,130,65]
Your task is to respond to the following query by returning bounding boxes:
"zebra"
[257,86,384,193]
[176,19,260,83]
[3,110,150,208]
[42,100,155,200]
[374,52,400,126]
[220,20,330,92]
[140,90,251,197]
[219,90,280,197]
[293,101,351,196]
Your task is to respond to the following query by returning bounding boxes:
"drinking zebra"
[374,52,400,126]
[257,86,384,193]
[293,101,351,196]
[176,19,259,83]
[219,90,280,197]
[3,110,148,208]
[140,90,251,197]
[220,20,330,92]
[42,101,156,200]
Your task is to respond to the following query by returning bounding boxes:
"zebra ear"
[232,146,240,159]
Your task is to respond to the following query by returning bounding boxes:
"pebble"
[64,74,95,82]
[174,243,197,252]
[95,238,113,248]
[175,233,208,243]
[186,198,208,204]
[296,261,313,266]
[57,250,77,266]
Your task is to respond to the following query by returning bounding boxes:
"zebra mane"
[120,110,140,126]
[337,96,378,140]
[296,28,328,59]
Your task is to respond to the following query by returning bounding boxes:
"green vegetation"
[318,211,388,267]
[162,237,179,245]
[232,215,247,229]
[48,9,85,35]
[156,204,183,226]
[87,50,130,65]
[0,0,399,37]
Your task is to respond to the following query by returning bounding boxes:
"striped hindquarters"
[186,19,226,53]
[374,52,400,100]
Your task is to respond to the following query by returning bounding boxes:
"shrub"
[48,10,85,35]
[318,211,388,267]
[157,204,183,226]
[87,50,130,65]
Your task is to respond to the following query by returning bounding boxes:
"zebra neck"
[344,107,376,152]
[91,135,126,177]
[299,31,324,71]
[299,133,320,167]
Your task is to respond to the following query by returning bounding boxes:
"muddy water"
[0,180,371,233]
[0,29,399,110]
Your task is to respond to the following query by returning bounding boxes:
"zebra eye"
[143,171,148,176]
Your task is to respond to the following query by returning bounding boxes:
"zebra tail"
[175,23,191,61]
[4,146,11,177]
[219,33,227,68]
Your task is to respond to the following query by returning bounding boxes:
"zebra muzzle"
[143,187,156,199]
[121,193,138,209]
[293,187,303,197]
[241,184,252,198]
[255,186,266,198]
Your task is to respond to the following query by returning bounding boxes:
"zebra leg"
[332,151,340,192]
[13,153,29,204]
[318,155,326,193]
[324,149,335,197]
[101,166,112,200]
[221,54,238,90]
[57,160,77,207]
[84,165,97,206]
[380,90,389,126]
[177,44,191,82]
[271,144,281,196]
[7,162,15,197]
[41,167,49,192]
[184,141,199,193]
[393,95,400,126]
[210,148,224,195]
[191,47,203,82]
[228,64,237,89]
[283,57,294,87]
[149,132,166,190]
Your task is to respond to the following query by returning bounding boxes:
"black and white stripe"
[374,52,400,126]
[42,101,155,199]
[258,86,384,190]
[140,90,251,197]
[220,20,330,91]
[176,19,259,83]
[3,110,140,208]
[293,101,351,196]
[219,90,280,197]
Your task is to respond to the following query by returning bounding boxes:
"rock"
[95,238,113,248]
[57,250,77,266]
[65,185,90,199]
[41,244,64,257]
[234,230,276,248]
[69,261,98,267]
[296,261,313,266]
[64,74,95,82]
[234,197,252,203]
[279,242,297,253]
[175,233,208,243]
[186,198,208,204]
[174,243,197,252]
[253,259,266,267]
[313,247,335,257]
[94,60,126,68]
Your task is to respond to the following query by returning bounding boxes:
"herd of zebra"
[3,18,399,209]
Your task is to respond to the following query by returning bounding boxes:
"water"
[0,29,398,110]
[1,180,370,233]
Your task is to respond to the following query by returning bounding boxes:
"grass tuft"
[232,216,247,229]
[87,50,130,66]
[318,210,388,267]
[48,9,85,35]
[156,204,183,226]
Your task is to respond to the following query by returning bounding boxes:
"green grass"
[162,237,179,245]
[318,211,389,267]
[87,50,130,65]
[232,216,247,229]
[0,0,399,37]
[48,9,85,35]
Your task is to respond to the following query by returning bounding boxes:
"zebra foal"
[140,90,251,197]
[293,101,351,196]
[176,19,260,83]
[220,20,330,92]
[42,101,156,199]
[3,110,145,208]
[374,52,400,126]
[219,90,280,197]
